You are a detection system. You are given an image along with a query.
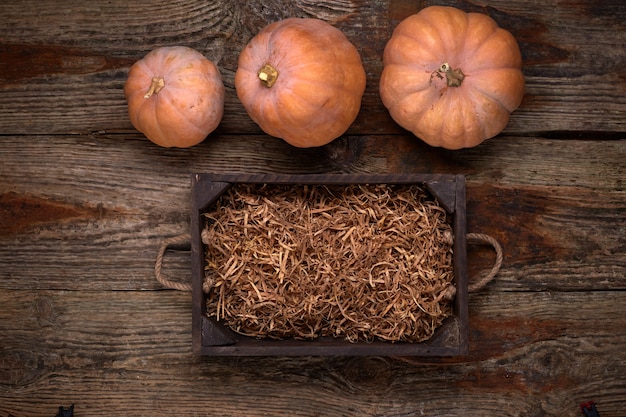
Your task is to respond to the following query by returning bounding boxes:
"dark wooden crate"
[191,173,468,356]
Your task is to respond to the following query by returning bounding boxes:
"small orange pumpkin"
[379,6,525,149]
[235,18,366,148]
[124,46,224,148]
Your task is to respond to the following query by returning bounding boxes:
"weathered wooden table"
[1,1,624,416]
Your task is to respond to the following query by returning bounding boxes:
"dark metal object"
[191,173,468,356]
[55,405,74,417]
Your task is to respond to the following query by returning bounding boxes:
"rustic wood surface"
[1,0,624,415]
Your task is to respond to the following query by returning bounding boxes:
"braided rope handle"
[154,232,503,293]
[154,233,192,291]
[466,233,503,292]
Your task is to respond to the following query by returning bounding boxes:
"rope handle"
[155,233,192,291]
[466,233,503,292]
[154,232,502,293]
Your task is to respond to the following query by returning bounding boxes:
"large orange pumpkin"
[379,6,525,149]
[124,46,224,148]
[235,18,366,148]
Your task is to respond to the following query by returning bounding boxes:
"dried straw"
[202,183,455,343]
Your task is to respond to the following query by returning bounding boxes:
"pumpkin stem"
[258,64,279,88]
[440,63,465,88]
[144,77,165,99]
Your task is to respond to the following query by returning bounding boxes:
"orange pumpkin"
[124,46,224,148]
[379,6,525,149]
[235,18,366,148]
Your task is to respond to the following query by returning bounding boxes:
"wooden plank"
[0,134,623,291]
[1,133,623,197]
[0,289,624,416]
[0,0,624,135]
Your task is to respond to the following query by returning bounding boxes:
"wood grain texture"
[1,135,623,291]
[0,290,624,416]
[0,0,624,135]
[0,0,624,415]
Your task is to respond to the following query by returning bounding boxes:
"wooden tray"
[191,173,468,356]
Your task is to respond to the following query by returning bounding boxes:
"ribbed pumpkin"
[124,46,224,148]
[235,18,366,148]
[379,6,525,149]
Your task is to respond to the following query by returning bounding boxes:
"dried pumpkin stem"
[258,64,279,88]
[440,62,465,87]
[144,77,165,99]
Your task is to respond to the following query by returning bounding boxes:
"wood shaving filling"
[202,184,455,343]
